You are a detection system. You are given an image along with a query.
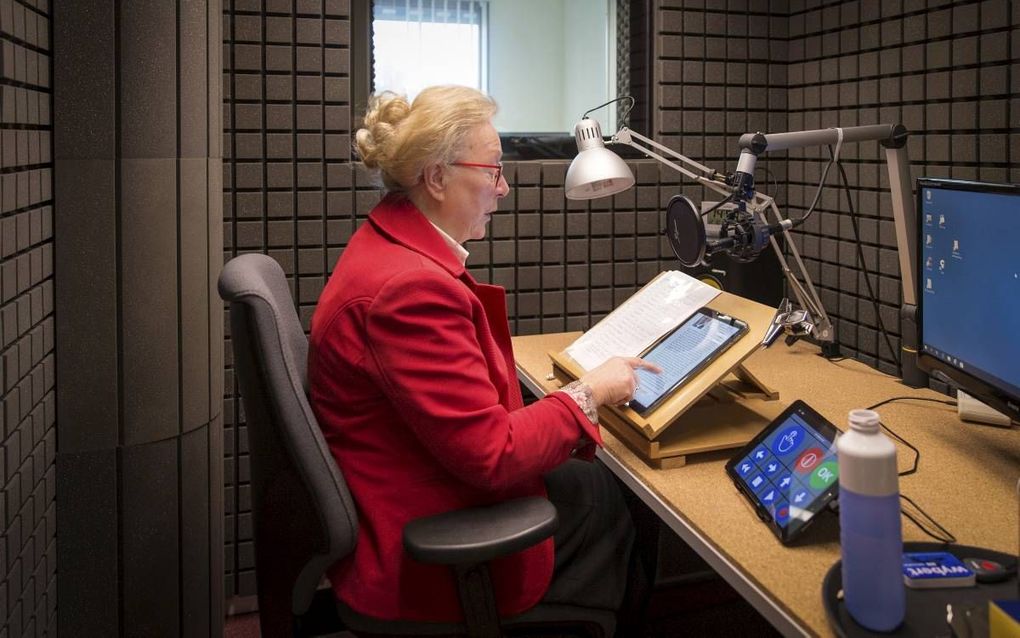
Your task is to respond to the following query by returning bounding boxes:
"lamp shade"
[564,118,635,200]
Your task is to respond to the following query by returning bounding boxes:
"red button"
[794,447,823,474]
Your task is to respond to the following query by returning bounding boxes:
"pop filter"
[665,195,707,267]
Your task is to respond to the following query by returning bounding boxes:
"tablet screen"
[726,400,841,543]
[629,309,747,415]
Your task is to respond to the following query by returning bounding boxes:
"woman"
[309,85,657,624]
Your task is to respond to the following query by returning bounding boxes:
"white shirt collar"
[428,220,470,266]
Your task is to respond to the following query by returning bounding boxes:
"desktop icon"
[926,256,933,270]
[927,278,933,291]
[939,259,945,273]
[953,239,960,253]
[926,234,933,247]
[939,214,946,228]
[925,213,933,225]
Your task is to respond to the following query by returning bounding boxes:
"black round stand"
[822,542,1017,637]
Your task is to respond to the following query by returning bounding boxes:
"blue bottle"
[837,409,905,632]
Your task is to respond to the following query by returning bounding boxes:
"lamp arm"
[620,128,720,176]
[613,128,734,199]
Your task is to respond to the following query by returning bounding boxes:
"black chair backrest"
[218,254,357,633]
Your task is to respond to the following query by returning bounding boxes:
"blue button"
[759,484,779,506]
[773,501,791,526]
[750,445,770,466]
[790,485,812,510]
[736,459,755,478]
[747,473,768,494]
[771,424,806,457]
[775,473,794,493]
[763,459,782,477]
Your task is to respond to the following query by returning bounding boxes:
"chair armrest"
[403,497,558,566]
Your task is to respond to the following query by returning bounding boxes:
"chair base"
[293,588,348,637]
[336,599,614,638]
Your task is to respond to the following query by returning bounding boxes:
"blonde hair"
[354,85,498,192]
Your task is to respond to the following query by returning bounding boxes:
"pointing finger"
[626,357,662,374]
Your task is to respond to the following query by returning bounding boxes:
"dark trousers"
[541,459,649,629]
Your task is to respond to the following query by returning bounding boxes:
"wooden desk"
[514,332,1019,637]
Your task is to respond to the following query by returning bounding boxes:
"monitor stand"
[956,391,1014,428]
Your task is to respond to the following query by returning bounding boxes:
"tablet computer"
[629,308,749,415]
[725,400,842,544]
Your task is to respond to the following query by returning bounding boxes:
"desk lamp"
[565,100,926,386]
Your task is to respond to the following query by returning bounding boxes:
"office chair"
[218,253,615,638]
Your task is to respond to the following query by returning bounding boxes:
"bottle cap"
[848,409,880,433]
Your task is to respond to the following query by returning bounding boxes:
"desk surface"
[514,332,1019,637]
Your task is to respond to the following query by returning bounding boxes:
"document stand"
[549,291,784,469]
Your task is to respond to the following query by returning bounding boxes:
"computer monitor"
[916,178,1020,423]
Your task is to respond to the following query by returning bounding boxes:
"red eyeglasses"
[450,161,503,185]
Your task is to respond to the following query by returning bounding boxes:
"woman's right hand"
[579,356,662,407]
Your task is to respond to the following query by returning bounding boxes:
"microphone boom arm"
[614,123,836,344]
[567,110,920,379]
[753,194,834,344]
[738,124,919,372]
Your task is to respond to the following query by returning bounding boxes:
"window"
[372,0,488,100]
[353,0,651,159]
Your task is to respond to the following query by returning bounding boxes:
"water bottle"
[837,409,905,632]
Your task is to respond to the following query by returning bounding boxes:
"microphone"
[710,217,793,263]
[665,195,792,267]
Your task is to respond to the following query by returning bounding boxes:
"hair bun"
[354,92,411,168]
[353,86,497,192]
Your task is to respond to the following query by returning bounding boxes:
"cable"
[866,396,957,411]
[880,419,920,477]
[699,191,736,218]
[865,396,957,477]
[900,493,957,544]
[619,97,636,124]
[835,157,902,369]
[789,145,836,228]
[757,165,783,207]
[582,95,635,124]
[858,395,958,542]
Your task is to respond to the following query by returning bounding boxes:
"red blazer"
[309,194,602,622]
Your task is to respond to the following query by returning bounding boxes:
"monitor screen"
[916,178,1020,421]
